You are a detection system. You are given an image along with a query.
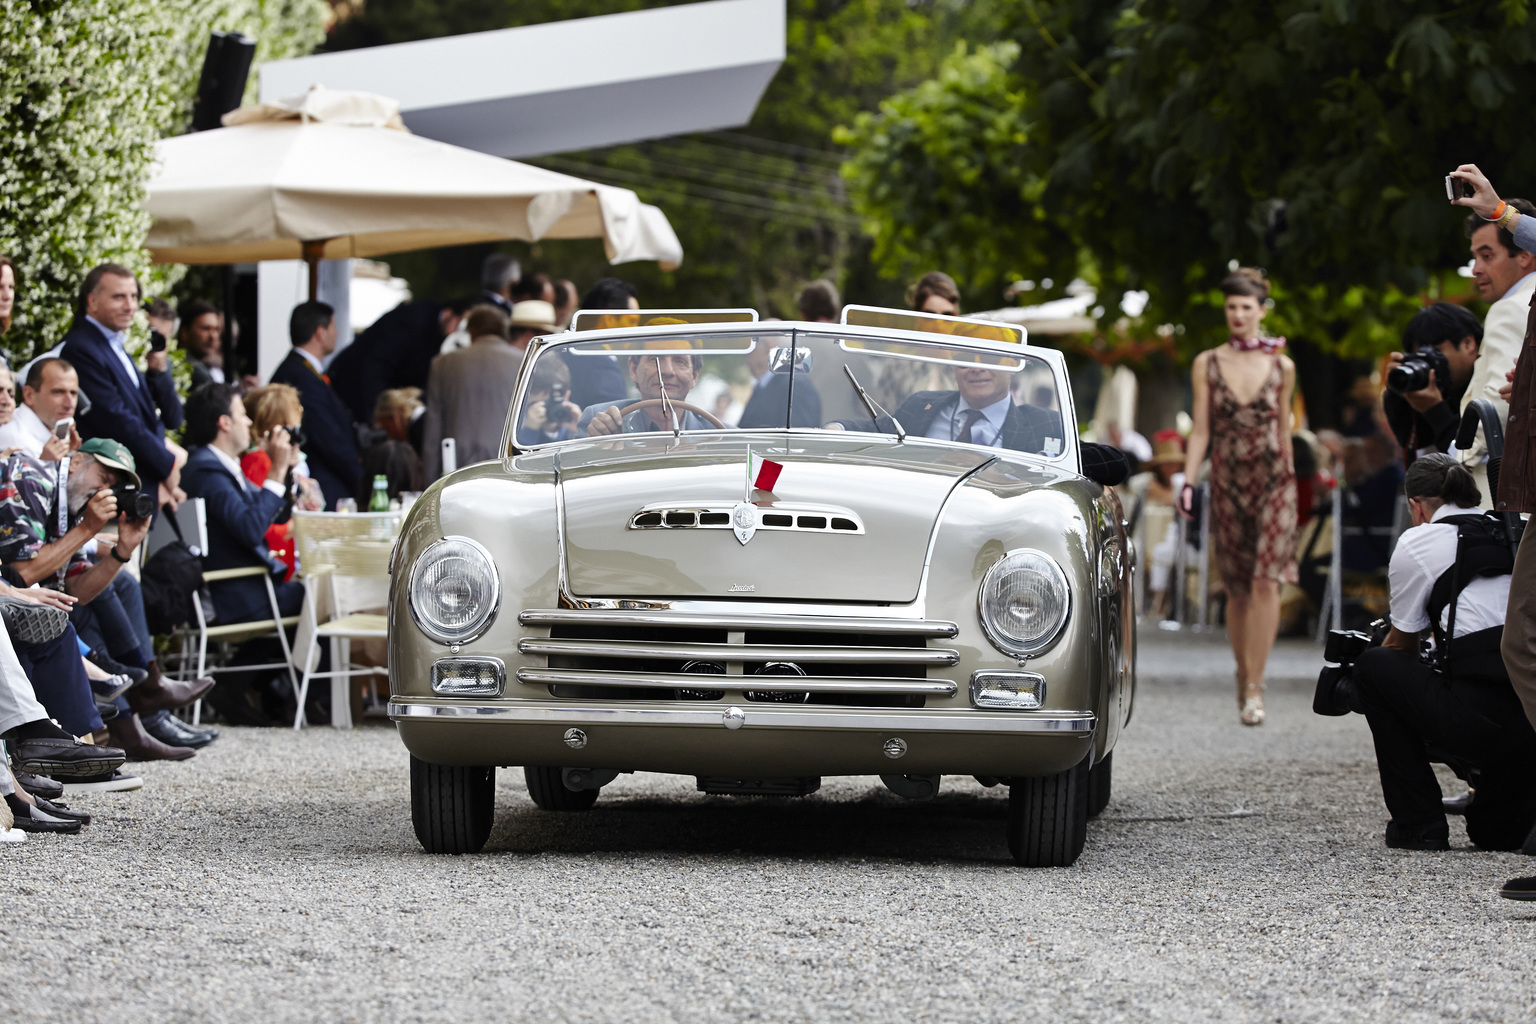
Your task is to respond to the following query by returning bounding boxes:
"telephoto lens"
[1386,348,1450,395]
[1313,628,1374,717]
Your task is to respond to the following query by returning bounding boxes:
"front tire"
[1087,750,1113,818]
[525,766,600,811]
[1007,753,1090,867]
[410,756,494,854]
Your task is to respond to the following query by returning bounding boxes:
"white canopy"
[144,88,683,268]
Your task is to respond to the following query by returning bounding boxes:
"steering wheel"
[611,399,727,429]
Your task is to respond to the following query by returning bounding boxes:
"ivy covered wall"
[0,0,327,363]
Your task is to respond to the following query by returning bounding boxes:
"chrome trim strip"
[628,502,866,536]
[518,638,959,666]
[519,609,960,637]
[388,700,1095,734]
[517,667,957,695]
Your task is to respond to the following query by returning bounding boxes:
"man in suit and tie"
[423,301,546,480]
[180,383,305,623]
[268,301,361,510]
[60,264,185,509]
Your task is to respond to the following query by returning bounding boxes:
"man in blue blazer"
[180,383,304,624]
[60,264,184,507]
[267,301,361,510]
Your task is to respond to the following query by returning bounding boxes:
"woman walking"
[1181,269,1298,725]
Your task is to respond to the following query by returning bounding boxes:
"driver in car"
[579,338,715,436]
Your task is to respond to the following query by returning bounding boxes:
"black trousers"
[1353,645,1536,849]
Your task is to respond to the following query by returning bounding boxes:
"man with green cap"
[0,438,213,760]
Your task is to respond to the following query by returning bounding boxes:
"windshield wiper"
[843,365,905,442]
[656,356,682,440]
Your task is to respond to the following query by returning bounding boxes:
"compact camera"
[545,385,575,425]
[1445,175,1475,201]
[1387,346,1451,395]
[109,481,155,520]
[281,424,307,448]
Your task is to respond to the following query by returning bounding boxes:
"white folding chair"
[164,499,301,724]
[290,511,400,729]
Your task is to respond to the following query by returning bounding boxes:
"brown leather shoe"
[125,662,215,714]
[106,714,196,762]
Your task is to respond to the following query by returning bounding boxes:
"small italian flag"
[749,451,783,492]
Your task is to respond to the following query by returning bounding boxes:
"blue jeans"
[71,570,154,667]
[16,623,100,736]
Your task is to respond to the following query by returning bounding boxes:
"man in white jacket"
[1460,201,1536,503]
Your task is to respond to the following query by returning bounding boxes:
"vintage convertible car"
[388,306,1135,865]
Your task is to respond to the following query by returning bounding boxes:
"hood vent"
[630,503,864,535]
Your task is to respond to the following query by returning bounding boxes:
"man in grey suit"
[423,301,554,480]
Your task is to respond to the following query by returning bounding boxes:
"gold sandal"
[1240,693,1266,726]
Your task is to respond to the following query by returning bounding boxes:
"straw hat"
[509,300,557,333]
[1151,429,1184,466]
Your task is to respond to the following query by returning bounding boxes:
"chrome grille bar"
[519,637,958,666]
[517,667,957,696]
[519,609,959,637]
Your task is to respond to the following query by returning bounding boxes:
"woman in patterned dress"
[1180,269,1298,725]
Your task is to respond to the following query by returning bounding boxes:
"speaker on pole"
[190,31,256,132]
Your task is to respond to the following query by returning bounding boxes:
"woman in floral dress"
[1180,269,1298,725]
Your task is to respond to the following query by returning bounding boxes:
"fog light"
[970,670,1046,710]
[431,657,505,696]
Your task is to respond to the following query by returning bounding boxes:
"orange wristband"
[1490,199,1508,222]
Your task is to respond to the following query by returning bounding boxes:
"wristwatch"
[108,544,131,564]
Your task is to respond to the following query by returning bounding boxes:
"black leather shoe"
[1443,789,1474,816]
[1385,820,1451,850]
[32,797,89,825]
[13,770,63,801]
[4,794,82,834]
[1500,876,1536,900]
[12,737,127,779]
[142,710,217,749]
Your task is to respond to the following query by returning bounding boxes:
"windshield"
[511,329,1069,459]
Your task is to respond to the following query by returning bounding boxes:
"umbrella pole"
[301,239,328,302]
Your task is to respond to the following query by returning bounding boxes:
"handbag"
[140,510,214,633]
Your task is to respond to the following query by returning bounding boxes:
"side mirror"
[769,346,813,374]
[1081,443,1130,487]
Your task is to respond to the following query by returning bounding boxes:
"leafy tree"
[840,0,1536,358]
[332,0,1005,316]
[0,0,326,362]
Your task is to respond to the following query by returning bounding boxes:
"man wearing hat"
[0,437,213,758]
[422,301,553,480]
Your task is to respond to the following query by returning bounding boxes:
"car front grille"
[516,609,958,708]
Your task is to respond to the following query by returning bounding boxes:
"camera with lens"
[281,424,307,448]
[545,385,574,425]
[109,481,155,520]
[1386,346,1451,396]
[1313,619,1388,717]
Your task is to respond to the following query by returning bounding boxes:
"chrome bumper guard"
[387,699,1096,735]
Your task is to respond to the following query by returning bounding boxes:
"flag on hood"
[749,451,783,492]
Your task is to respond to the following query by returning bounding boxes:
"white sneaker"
[61,770,143,794]
[0,827,25,843]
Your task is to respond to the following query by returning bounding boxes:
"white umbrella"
[144,87,683,294]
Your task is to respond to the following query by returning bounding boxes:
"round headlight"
[977,549,1071,658]
[409,537,500,644]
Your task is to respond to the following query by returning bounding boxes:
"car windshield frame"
[503,321,1079,470]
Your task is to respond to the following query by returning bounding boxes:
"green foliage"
[331,0,1006,316]
[0,0,326,363]
[839,0,1536,358]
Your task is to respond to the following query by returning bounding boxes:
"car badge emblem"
[731,502,757,545]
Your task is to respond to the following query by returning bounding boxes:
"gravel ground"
[7,627,1536,1024]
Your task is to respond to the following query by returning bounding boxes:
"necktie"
[955,408,986,444]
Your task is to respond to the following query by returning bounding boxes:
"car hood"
[555,434,1054,603]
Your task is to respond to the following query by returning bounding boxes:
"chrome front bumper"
[387,699,1096,734]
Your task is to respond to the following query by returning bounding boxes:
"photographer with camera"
[1383,303,1485,459]
[180,383,306,624]
[1316,454,1536,851]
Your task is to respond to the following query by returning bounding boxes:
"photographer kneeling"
[1320,454,1536,850]
[1383,303,1484,458]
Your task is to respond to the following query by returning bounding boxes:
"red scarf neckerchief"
[1228,334,1285,354]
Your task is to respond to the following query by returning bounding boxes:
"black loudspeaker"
[190,31,256,132]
